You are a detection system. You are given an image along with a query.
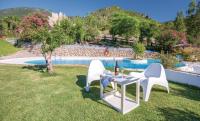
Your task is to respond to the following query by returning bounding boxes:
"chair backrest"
[144,63,163,78]
[87,60,105,81]
[193,66,200,74]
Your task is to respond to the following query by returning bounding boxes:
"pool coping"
[0,56,148,71]
[0,56,127,65]
[0,56,190,72]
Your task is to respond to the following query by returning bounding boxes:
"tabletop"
[102,71,139,86]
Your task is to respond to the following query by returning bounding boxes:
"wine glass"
[121,69,125,78]
[120,61,125,78]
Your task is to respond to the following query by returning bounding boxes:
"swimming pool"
[25,58,185,69]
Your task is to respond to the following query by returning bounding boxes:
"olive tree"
[33,22,72,73]
[139,22,160,45]
[72,17,85,43]
[19,13,74,73]
[83,15,99,42]
[110,13,140,41]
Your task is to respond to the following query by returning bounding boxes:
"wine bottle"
[115,60,119,76]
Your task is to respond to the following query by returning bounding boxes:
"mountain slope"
[90,6,159,23]
[0,7,51,17]
[87,6,160,32]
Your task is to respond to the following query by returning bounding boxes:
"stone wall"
[30,45,134,57]
[1,44,159,59]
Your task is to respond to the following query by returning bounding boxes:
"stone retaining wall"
[29,44,158,58]
[30,45,134,57]
[0,44,159,59]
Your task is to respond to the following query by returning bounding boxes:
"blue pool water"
[25,59,185,69]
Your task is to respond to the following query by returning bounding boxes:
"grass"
[0,40,19,57]
[0,65,200,121]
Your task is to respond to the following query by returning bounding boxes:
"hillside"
[0,6,158,24]
[88,6,160,32]
[90,6,159,24]
[0,7,51,17]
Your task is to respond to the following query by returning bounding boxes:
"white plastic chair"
[86,59,114,92]
[129,63,169,101]
[193,65,200,74]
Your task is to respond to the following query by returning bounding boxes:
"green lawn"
[0,40,19,57]
[0,65,200,121]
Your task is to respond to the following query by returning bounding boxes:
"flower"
[48,12,67,27]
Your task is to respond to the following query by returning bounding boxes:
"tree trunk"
[44,52,53,74]
[135,54,138,59]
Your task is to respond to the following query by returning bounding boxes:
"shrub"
[181,47,193,61]
[18,12,49,40]
[132,42,145,59]
[157,29,187,52]
[160,52,178,69]
[181,47,200,61]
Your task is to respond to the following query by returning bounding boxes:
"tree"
[71,17,85,43]
[3,16,20,31]
[132,42,145,59]
[157,30,187,52]
[19,12,74,73]
[197,1,200,12]
[148,23,161,39]
[174,11,186,32]
[0,19,8,36]
[59,18,74,43]
[163,21,175,30]
[33,19,73,73]
[186,11,200,46]
[83,15,99,41]
[187,0,196,16]
[0,16,20,37]
[139,22,160,45]
[18,12,49,40]
[186,0,200,46]
[110,13,140,41]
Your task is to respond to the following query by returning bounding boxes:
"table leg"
[121,85,125,114]
[114,82,117,91]
[136,81,140,105]
[100,80,103,98]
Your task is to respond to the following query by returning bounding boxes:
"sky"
[0,0,192,22]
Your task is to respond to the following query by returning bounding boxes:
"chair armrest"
[129,72,144,78]
[148,77,161,81]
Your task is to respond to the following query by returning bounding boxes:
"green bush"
[180,47,200,62]
[160,52,178,69]
[132,42,145,59]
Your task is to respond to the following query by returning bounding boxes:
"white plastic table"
[100,74,140,115]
